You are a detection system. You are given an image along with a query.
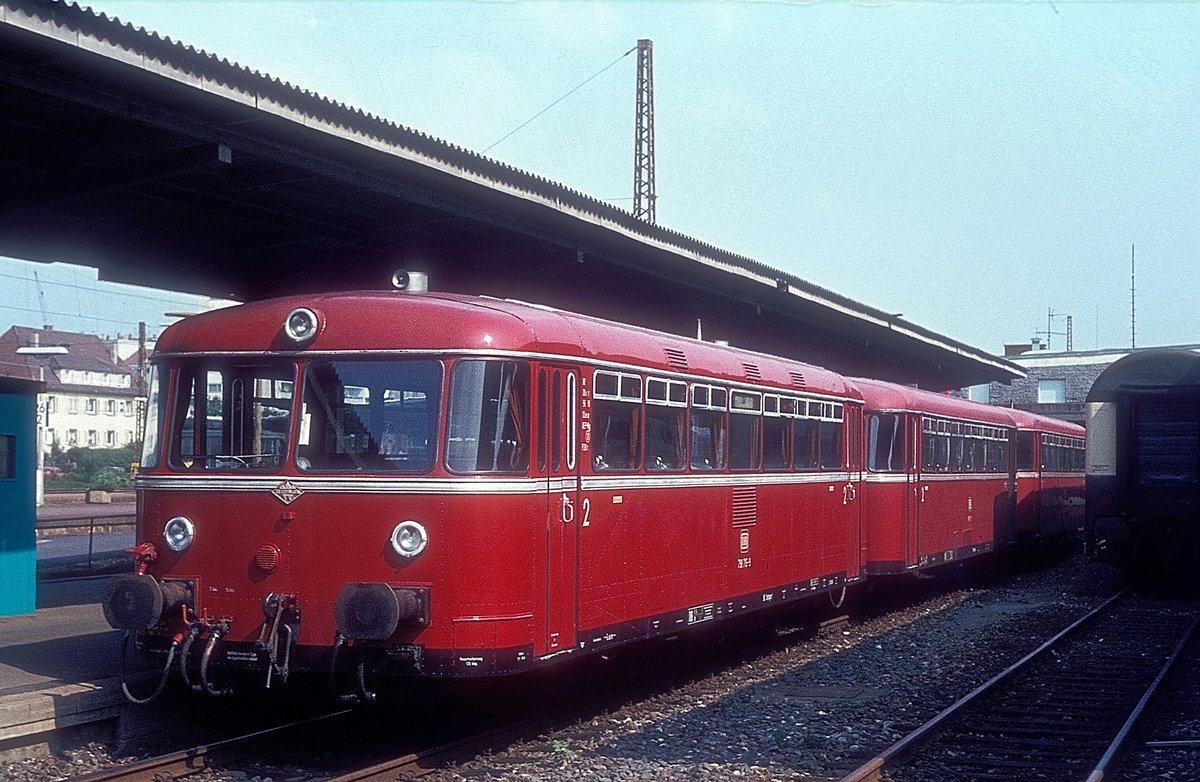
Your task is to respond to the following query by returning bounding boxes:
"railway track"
[840,590,1200,782]
[67,710,355,782]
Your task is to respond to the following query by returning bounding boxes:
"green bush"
[52,445,139,490]
[87,469,132,491]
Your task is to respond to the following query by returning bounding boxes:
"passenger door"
[907,415,920,567]
[540,366,580,654]
[845,405,863,579]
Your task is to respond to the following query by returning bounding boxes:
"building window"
[68,397,78,413]
[967,384,990,403]
[47,396,57,413]
[67,429,78,445]
[106,399,116,415]
[45,428,55,446]
[125,431,135,445]
[105,430,116,446]
[87,430,97,446]
[86,398,97,414]
[1037,379,1066,404]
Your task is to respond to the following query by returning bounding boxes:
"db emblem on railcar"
[272,480,303,505]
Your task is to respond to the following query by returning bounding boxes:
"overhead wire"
[483,45,636,154]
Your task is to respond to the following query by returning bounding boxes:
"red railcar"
[1008,409,1087,540]
[854,378,1085,575]
[102,287,1083,700]
[105,289,866,694]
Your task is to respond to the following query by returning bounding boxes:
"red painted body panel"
[139,486,545,653]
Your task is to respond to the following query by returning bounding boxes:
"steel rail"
[1084,615,1200,782]
[838,589,1128,782]
[67,709,353,782]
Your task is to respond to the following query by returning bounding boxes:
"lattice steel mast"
[633,39,656,223]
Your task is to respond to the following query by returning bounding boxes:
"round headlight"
[163,516,195,553]
[390,520,428,558]
[284,307,319,343]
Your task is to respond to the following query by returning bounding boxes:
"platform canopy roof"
[0,0,1023,388]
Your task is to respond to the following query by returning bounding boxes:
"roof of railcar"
[852,376,1017,427]
[155,292,861,400]
[1006,408,1086,438]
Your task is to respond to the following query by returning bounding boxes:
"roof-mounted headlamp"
[284,307,320,344]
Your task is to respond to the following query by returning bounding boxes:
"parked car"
[42,465,65,477]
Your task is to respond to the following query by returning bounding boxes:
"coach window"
[446,360,528,473]
[819,403,845,470]
[763,395,792,470]
[729,390,763,471]
[1016,431,1037,471]
[690,384,727,471]
[793,402,819,470]
[949,423,967,473]
[645,378,686,471]
[592,371,641,471]
[921,418,951,473]
[868,414,904,472]
[984,432,1009,473]
[537,370,548,472]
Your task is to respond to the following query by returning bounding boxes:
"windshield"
[168,360,295,471]
[297,360,442,473]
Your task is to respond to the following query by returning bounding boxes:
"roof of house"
[0,325,138,396]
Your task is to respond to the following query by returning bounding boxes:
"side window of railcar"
[986,436,1009,473]
[169,362,294,471]
[1016,432,1037,471]
[1041,434,1086,472]
[763,395,792,470]
[868,414,905,472]
[298,360,441,473]
[690,384,727,471]
[729,390,763,471]
[445,360,529,473]
[921,418,950,473]
[793,409,819,470]
[818,402,845,470]
[591,371,642,471]
[793,401,844,470]
[644,377,686,472]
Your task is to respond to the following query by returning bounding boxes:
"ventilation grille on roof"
[789,371,807,389]
[664,347,689,371]
[742,362,762,381]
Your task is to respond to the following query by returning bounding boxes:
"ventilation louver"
[664,347,689,371]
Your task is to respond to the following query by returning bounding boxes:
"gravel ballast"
[4,554,1125,781]
[433,554,1121,781]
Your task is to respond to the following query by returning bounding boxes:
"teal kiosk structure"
[0,376,44,617]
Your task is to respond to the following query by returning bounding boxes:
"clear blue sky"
[5,1,1197,353]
